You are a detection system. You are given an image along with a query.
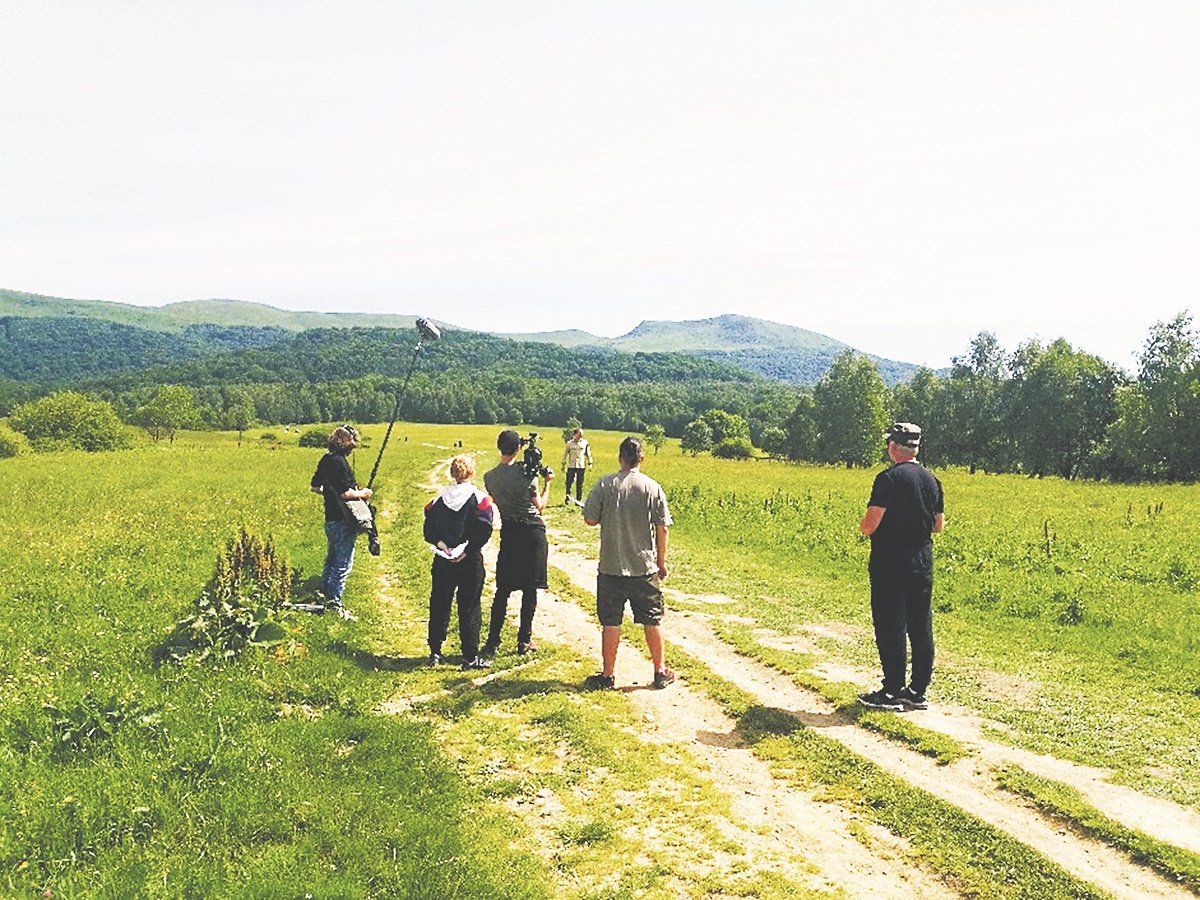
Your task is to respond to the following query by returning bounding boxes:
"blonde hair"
[449,454,475,483]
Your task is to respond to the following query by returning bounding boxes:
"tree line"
[764,313,1200,483]
[2,313,1197,484]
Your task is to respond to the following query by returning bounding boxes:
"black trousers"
[486,587,538,647]
[429,553,484,660]
[564,467,585,501]
[868,547,935,695]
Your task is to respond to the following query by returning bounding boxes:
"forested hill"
[79,326,759,391]
[7,312,737,388]
[53,326,793,440]
[1,290,920,386]
[0,316,289,382]
[0,288,424,333]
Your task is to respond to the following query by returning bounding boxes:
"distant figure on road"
[423,454,494,670]
[561,427,593,505]
[309,425,372,620]
[482,430,553,659]
[582,436,674,690]
[858,422,945,712]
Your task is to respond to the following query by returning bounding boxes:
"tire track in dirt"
[542,536,1199,900]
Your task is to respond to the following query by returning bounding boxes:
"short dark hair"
[497,429,521,456]
[619,436,644,466]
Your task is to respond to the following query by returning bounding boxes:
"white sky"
[2,1,1197,372]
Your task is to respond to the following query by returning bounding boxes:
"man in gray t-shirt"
[582,436,674,690]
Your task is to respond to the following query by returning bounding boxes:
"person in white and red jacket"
[423,454,494,669]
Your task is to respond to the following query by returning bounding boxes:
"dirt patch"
[801,620,865,643]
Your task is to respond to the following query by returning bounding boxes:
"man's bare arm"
[860,506,885,535]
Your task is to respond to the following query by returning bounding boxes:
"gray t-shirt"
[582,469,672,576]
[484,461,540,526]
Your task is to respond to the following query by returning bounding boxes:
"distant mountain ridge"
[500,314,919,385]
[0,289,920,386]
[0,289,426,333]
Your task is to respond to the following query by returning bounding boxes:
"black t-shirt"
[867,460,943,554]
[312,451,356,522]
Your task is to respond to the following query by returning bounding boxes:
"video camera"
[519,433,553,479]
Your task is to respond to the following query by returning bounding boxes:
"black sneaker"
[858,689,904,711]
[462,656,489,671]
[652,668,675,689]
[428,651,444,667]
[898,687,928,710]
[480,644,498,662]
[517,641,536,655]
[584,673,616,691]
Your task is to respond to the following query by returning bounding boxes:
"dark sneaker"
[462,656,489,671]
[858,689,904,711]
[480,644,498,662]
[517,641,536,655]
[652,668,675,689]
[898,687,928,710]
[584,673,616,691]
[428,651,444,667]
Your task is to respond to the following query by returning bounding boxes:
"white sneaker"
[334,606,357,621]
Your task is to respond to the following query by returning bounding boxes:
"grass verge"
[996,765,1200,892]
[712,620,971,766]
[671,647,1110,900]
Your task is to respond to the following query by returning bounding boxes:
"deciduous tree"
[813,352,887,468]
[8,391,130,452]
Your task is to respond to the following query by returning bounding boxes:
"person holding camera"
[424,454,494,669]
[482,429,553,659]
[309,425,372,620]
[561,427,593,505]
[582,437,674,690]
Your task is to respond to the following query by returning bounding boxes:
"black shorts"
[596,573,664,626]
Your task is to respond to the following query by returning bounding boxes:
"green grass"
[0,426,548,898]
[708,619,971,766]
[4,424,1197,896]
[562,444,1200,808]
[996,765,1200,892]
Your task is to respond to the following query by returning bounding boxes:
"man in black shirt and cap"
[858,422,944,711]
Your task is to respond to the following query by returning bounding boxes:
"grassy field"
[557,435,1200,808]
[1,423,1197,897]
[0,427,549,898]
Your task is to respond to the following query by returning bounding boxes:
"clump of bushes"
[712,438,756,459]
[0,422,30,458]
[299,429,327,448]
[7,390,131,452]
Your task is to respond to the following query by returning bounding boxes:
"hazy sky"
[2,2,1197,371]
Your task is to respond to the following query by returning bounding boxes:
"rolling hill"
[501,314,920,384]
[1,289,921,386]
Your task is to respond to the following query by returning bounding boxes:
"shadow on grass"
[329,641,436,674]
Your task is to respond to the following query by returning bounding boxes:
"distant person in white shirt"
[561,427,593,505]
